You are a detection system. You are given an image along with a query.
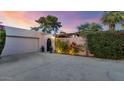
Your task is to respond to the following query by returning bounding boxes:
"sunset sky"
[0,11,122,33]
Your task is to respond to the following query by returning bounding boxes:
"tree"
[31,15,62,34]
[90,23,103,31]
[77,22,102,56]
[78,23,99,56]
[78,23,102,32]
[77,23,102,36]
[101,11,124,31]
[77,23,90,31]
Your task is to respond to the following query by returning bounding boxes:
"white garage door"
[2,35,39,56]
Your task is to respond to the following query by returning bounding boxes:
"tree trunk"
[85,37,89,56]
[111,24,115,31]
[109,24,115,31]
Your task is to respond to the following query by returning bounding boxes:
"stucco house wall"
[1,26,56,56]
[35,33,55,52]
[60,37,86,45]
[43,34,55,52]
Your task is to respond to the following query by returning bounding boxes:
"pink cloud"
[0,11,101,33]
[0,11,39,29]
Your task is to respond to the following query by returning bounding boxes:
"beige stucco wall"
[44,34,55,52]
[60,37,86,45]
[36,33,55,52]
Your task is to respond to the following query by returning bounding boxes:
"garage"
[1,26,40,56]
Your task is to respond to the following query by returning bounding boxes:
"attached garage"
[1,26,40,56]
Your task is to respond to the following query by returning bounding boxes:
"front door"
[47,38,52,52]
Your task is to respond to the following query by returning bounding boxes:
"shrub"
[87,31,124,59]
[0,25,6,56]
[55,39,69,54]
[69,42,79,55]
[55,39,80,55]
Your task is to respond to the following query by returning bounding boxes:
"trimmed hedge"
[87,31,124,59]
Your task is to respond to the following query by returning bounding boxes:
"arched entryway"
[47,38,52,52]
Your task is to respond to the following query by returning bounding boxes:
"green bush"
[55,39,80,55]
[87,31,124,59]
[68,42,79,55]
[0,26,6,56]
[55,39,69,54]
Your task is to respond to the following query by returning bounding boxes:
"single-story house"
[1,26,89,56]
[1,26,55,56]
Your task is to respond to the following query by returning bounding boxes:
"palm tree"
[32,15,62,34]
[101,11,124,31]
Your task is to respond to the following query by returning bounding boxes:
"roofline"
[2,25,30,31]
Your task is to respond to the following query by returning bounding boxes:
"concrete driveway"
[0,52,124,81]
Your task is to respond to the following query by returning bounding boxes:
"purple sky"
[0,11,122,33]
